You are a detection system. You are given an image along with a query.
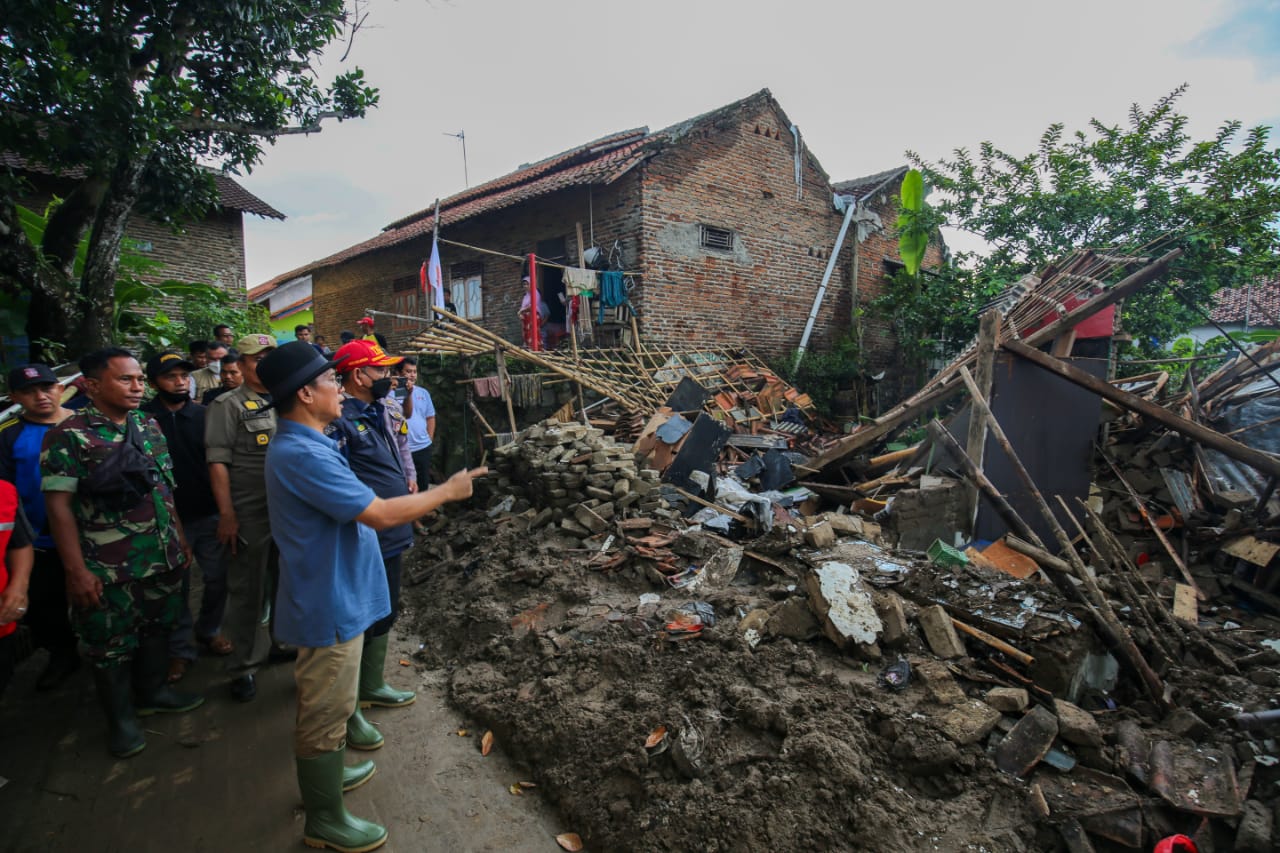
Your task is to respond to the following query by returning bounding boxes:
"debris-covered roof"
[832,166,909,202]
[1208,277,1280,326]
[0,153,284,219]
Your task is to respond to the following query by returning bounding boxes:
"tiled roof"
[1209,278,1280,326]
[833,166,909,202]
[253,88,830,293]
[255,129,652,292]
[1,153,284,219]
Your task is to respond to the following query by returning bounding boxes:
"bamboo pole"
[951,617,1035,666]
[964,310,1000,529]
[959,367,1168,708]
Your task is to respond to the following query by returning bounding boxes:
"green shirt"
[41,405,183,584]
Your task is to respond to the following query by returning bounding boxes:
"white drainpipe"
[795,196,858,370]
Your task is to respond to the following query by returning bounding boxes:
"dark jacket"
[140,397,218,520]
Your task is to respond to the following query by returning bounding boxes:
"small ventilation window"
[700,225,735,252]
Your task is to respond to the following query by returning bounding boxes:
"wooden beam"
[1003,338,1280,480]
[1020,248,1183,348]
[963,309,1000,530]
[926,420,1043,548]
[810,377,965,471]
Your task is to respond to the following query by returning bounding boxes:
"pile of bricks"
[490,421,667,538]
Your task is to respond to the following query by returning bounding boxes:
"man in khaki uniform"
[205,334,277,702]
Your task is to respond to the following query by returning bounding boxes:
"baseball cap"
[357,316,375,327]
[8,363,59,390]
[333,339,403,371]
[145,351,196,381]
[236,333,278,355]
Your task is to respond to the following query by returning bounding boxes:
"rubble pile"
[401,251,1280,852]
[489,421,667,537]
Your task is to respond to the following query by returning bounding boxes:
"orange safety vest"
[0,480,19,638]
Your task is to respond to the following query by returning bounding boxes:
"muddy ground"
[403,481,1280,853]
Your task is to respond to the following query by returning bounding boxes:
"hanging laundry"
[562,267,597,297]
[473,375,502,398]
[597,271,631,324]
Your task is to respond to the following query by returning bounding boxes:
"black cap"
[7,363,58,390]
[257,340,342,408]
[146,351,196,381]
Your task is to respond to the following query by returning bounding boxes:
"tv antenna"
[443,130,468,188]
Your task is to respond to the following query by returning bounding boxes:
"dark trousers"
[0,632,15,698]
[411,446,433,489]
[366,553,402,638]
[27,549,77,656]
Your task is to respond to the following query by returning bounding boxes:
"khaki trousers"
[294,634,363,758]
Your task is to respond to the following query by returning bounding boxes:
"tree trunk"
[76,154,148,352]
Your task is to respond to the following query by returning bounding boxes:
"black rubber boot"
[133,635,204,716]
[91,664,146,758]
[297,749,388,851]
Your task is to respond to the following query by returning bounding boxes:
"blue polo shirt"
[265,419,390,648]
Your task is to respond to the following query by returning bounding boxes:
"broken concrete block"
[766,597,820,641]
[1164,707,1211,742]
[573,504,608,534]
[803,521,836,549]
[995,706,1059,777]
[1235,799,1273,853]
[939,699,1002,745]
[985,687,1029,713]
[560,517,590,537]
[611,478,631,499]
[529,507,554,529]
[917,605,965,659]
[824,513,863,537]
[914,660,966,706]
[873,591,909,647]
[586,485,613,502]
[804,561,883,651]
[1055,700,1102,748]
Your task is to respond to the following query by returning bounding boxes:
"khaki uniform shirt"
[204,384,276,515]
[190,366,222,400]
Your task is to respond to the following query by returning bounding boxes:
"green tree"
[909,86,1280,354]
[0,0,378,359]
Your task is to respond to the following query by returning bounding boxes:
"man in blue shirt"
[258,341,484,853]
[0,364,80,689]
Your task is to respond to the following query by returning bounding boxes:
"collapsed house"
[400,244,1280,852]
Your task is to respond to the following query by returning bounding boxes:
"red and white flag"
[423,235,445,316]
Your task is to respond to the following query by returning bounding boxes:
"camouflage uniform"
[41,405,186,666]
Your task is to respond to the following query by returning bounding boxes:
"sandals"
[198,634,234,656]
[167,658,190,683]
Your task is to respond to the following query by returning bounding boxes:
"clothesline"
[436,236,644,277]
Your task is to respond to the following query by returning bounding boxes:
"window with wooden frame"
[391,274,418,331]
[450,261,483,319]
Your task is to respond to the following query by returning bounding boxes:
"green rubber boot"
[341,758,376,793]
[297,749,388,852]
[346,708,384,751]
[134,635,205,716]
[358,634,415,709]
[91,663,146,758]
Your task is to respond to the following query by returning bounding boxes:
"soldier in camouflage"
[42,348,205,758]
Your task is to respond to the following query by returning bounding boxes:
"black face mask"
[157,389,190,405]
[368,377,393,400]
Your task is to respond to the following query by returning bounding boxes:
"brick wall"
[128,210,248,295]
[313,180,643,353]
[635,101,852,363]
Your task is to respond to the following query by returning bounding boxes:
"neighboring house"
[255,89,941,379]
[248,274,313,343]
[1186,278,1280,345]
[2,153,284,297]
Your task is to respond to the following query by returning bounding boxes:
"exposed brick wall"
[128,210,248,295]
[635,101,852,363]
[313,180,642,353]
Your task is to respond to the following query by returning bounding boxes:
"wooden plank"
[951,617,1035,666]
[672,487,750,524]
[964,310,1001,528]
[1004,337,1280,480]
[1222,535,1280,567]
[1172,584,1198,624]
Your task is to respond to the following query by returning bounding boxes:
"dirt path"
[0,629,567,852]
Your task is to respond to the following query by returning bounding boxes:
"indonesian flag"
[423,235,445,316]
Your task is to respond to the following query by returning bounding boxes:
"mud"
[408,510,1051,852]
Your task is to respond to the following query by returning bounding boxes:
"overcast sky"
[239,0,1280,288]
